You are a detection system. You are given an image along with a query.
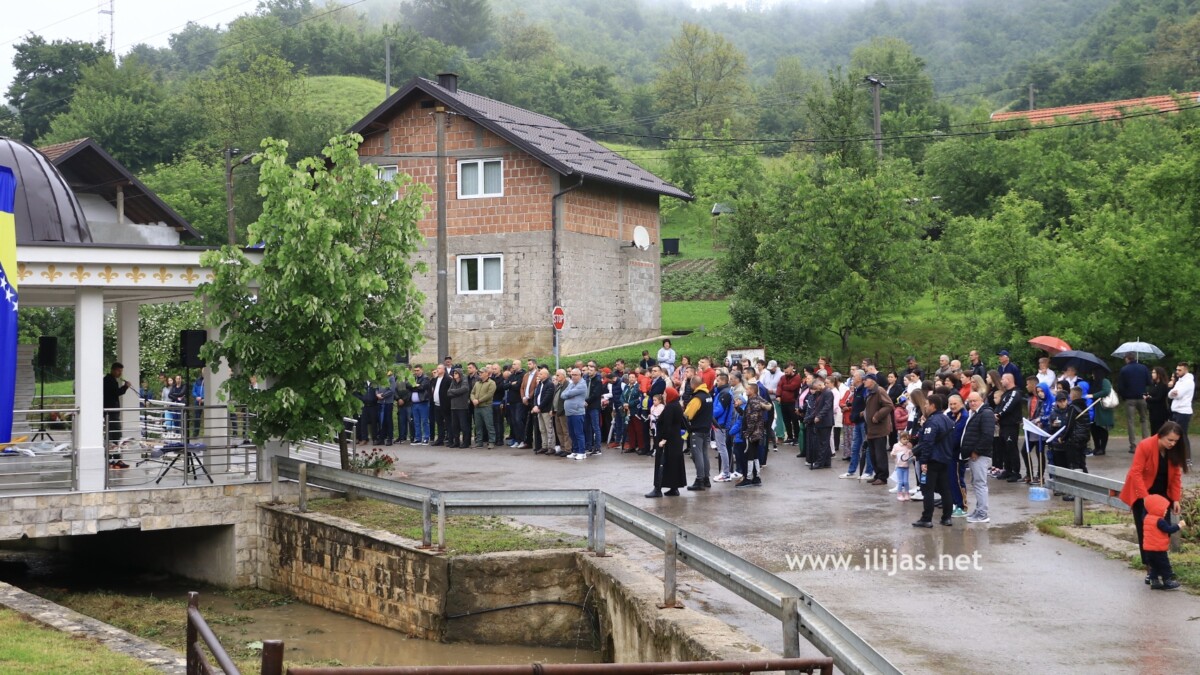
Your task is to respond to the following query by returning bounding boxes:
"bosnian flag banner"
[0,166,17,443]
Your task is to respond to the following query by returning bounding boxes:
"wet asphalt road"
[388,440,1200,674]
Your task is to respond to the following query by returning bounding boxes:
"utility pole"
[224,147,236,245]
[98,0,115,54]
[864,75,885,161]
[1029,83,1036,111]
[435,107,449,362]
[385,39,391,99]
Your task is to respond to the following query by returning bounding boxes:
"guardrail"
[288,659,834,675]
[274,457,901,675]
[1046,465,1128,525]
[187,592,283,675]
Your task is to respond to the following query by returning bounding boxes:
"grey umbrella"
[1112,341,1164,360]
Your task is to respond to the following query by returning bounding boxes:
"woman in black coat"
[1146,366,1171,439]
[447,369,471,448]
[646,387,689,497]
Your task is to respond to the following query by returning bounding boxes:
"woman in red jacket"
[1120,420,1188,583]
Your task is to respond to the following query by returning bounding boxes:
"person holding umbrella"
[1118,353,1153,452]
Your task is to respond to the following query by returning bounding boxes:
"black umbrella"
[1049,350,1111,376]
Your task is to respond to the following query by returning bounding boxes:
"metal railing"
[274,457,901,675]
[288,659,834,675]
[105,403,257,489]
[186,592,282,675]
[292,418,357,469]
[1046,465,1128,525]
[2,408,78,490]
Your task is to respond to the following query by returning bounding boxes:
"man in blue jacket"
[1117,353,1152,452]
[913,393,956,528]
[560,368,589,461]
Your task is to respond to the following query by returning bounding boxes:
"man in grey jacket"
[962,392,996,523]
[561,369,589,460]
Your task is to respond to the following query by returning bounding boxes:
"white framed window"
[458,254,503,294]
[377,164,399,201]
[457,158,503,199]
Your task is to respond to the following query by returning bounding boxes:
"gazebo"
[3,137,256,491]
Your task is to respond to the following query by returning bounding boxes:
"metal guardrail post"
[781,596,801,675]
[421,495,433,549]
[659,526,680,609]
[594,492,607,557]
[587,491,597,552]
[437,498,446,551]
[298,462,308,513]
[261,639,285,675]
[1074,492,1084,526]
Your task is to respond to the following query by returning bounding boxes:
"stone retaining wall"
[259,504,771,660]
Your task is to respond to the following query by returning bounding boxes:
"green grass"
[0,607,161,674]
[659,203,720,260]
[662,300,730,334]
[307,498,587,556]
[1034,507,1131,539]
[306,76,388,128]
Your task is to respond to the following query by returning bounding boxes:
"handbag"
[1101,387,1119,409]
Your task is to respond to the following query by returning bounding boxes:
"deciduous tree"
[199,134,427,445]
[654,23,750,134]
[5,36,107,142]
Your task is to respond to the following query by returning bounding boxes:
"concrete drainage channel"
[275,457,901,674]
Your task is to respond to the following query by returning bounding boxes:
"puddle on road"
[0,549,599,667]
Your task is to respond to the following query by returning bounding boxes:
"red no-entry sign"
[552,306,566,331]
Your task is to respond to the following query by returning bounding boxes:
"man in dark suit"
[430,365,452,446]
[103,362,132,463]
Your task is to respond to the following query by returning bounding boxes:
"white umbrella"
[1112,341,1164,360]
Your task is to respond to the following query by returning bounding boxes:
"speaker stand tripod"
[30,364,54,442]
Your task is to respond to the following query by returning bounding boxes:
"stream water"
[0,548,601,667]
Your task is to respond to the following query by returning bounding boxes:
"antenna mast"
[99,0,115,54]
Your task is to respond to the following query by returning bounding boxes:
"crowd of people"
[354,346,1193,539]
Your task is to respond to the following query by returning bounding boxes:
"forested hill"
[488,0,1114,98]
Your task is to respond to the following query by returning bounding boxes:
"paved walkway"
[392,440,1200,674]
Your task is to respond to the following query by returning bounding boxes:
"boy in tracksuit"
[1142,494,1186,590]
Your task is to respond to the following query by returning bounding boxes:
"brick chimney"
[436,73,458,93]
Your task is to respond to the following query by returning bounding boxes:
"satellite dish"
[633,225,651,251]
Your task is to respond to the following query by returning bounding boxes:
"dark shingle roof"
[351,77,691,201]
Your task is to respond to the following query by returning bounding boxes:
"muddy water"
[0,549,600,667]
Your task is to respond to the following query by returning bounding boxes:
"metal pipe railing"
[288,658,834,675]
[273,457,900,675]
[186,592,284,675]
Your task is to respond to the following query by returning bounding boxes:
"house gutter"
[551,175,584,311]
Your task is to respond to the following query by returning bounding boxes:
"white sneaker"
[910,491,924,500]
[555,445,562,453]
[731,472,743,480]
[838,472,854,479]
[888,486,899,493]
[858,473,873,481]
[966,515,990,523]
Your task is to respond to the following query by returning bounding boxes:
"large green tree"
[653,22,750,134]
[5,36,108,142]
[403,0,494,53]
[198,135,427,445]
[40,56,201,172]
[728,159,929,353]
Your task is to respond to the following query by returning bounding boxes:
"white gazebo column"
[117,301,141,437]
[203,321,230,440]
[74,288,106,491]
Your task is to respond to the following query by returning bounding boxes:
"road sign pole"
[554,329,559,372]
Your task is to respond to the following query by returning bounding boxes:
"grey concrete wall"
[258,506,769,660]
[406,229,660,362]
[65,525,237,587]
[0,482,288,587]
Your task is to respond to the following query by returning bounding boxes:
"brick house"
[350,73,690,362]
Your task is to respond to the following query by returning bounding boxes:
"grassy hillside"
[306,76,388,129]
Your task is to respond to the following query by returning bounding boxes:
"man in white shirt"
[1168,361,1194,462]
[1036,357,1057,390]
[759,360,783,397]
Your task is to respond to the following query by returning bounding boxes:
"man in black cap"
[997,350,1022,384]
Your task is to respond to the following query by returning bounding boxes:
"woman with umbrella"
[1091,373,1115,456]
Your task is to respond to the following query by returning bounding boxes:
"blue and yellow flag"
[0,166,17,444]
